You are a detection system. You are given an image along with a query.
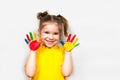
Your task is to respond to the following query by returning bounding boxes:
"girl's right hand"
[24,32,42,51]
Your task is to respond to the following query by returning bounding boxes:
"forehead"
[42,22,60,32]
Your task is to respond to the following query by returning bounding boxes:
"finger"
[70,34,76,42]
[74,43,80,47]
[60,40,65,45]
[67,34,71,42]
[72,38,79,44]
[29,32,33,40]
[24,39,29,44]
[26,34,31,42]
[34,32,36,40]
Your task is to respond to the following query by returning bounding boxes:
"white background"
[0,0,120,80]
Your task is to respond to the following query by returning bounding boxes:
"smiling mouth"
[46,40,54,44]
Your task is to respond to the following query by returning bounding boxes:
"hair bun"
[57,14,62,17]
[37,11,48,20]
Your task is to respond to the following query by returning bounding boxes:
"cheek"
[40,32,46,38]
[55,35,60,40]
[41,35,47,40]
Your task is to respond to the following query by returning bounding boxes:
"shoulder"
[54,45,64,51]
[36,45,46,53]
[36,45,64,52]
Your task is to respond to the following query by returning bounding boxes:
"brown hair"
[37,11,69,37]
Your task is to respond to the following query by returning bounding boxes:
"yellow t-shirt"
[32,45,65,80]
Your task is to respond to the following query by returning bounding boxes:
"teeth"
[46,40,54,43]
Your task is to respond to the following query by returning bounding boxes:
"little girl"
[24,11,79,80]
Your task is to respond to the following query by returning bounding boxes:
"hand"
[60,34,80,52]
[24,32,42,51]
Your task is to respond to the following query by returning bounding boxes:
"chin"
[43,42,55,48]
[45,44,55,48]
[43,41,58,48]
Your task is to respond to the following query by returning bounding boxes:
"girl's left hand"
[60,34,80,52]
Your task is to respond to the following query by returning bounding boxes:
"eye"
[54,32,59,35]
[44,31,49,34]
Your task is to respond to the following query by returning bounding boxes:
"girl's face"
[39,23,60,47]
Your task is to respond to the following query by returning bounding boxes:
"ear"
[37,28,41,37]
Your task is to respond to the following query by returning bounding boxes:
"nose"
[49,34,54,39]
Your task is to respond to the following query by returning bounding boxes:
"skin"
[25,22,73,78]
[40,23,60,47]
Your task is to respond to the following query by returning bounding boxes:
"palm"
[60,34,79,51]
[24,32,42,51]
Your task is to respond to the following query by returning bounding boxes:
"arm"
[24,51,36,78]
[24,32,41,77]
[60,34,80,77]
[61,51,73,77]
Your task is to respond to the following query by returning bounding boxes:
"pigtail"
[57,15,68,36]
[37,11,48,20]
